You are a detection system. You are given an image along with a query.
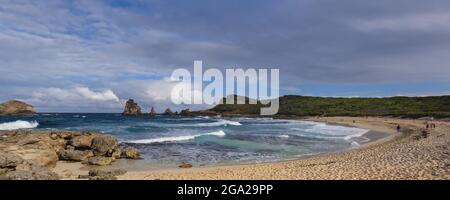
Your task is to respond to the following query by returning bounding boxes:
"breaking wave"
[126,130,226,144]
[192,119,242,127]
[0,120,39,130]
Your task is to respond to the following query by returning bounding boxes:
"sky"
[1,0,450,113]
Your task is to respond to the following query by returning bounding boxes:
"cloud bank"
[1,0,450,112]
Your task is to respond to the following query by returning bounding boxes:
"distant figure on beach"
[426,123,430,129]
[396,125,401,133]
[421,129,429,138]
[431,123,436,129]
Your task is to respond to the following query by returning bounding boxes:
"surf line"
[177,184,212,198]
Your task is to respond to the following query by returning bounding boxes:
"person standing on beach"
[396,125,401,133]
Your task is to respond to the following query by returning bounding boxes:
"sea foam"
[126,130,226,144]
[0,120,39,130]
[193,119,242,127]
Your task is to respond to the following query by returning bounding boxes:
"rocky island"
[122,99,142,115]
[0,100,35,115]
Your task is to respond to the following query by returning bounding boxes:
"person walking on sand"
[396,124,401,133]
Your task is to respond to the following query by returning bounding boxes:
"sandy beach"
[106,117,449,180]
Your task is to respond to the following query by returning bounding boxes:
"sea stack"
[163,108,174,116]
[149,107,156,116]
[122,99,142,115]
[180,109,190,116]
[0,100,35,115]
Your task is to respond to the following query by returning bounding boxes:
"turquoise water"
[0,114,368,167]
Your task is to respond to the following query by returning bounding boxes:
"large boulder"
[122,99,142,115]
[0,151,58,180]
[58,149,93,161]
[91,135,119,156]
[0,151,24,168]
[121,147,140,159]
[69,135,95,149]
[15,149,58,168]
[4,163,58,180]
[0,100,35,115]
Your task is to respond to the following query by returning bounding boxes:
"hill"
[0,100,36,115]
[205,95,450,118]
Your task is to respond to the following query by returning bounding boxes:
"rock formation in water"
[149,107,156,116]
[0,100,35,115]
[0,130,140,180]
[163,108,174,115]
[122,99,142,115]
[180,109,191,116]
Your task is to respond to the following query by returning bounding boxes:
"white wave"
[291,123,369,141]
[127,130,226,144]
[194,119,242,127]
[278,134,290,138]
[0,120,39,130]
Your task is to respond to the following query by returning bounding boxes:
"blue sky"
[1,0,450,112]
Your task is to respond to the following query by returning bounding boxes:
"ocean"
[0,114,369,168]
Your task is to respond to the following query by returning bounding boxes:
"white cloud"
[75,87,119,102]
[350,12,450,32]
[31,86,119,103]
[143,80,203,103]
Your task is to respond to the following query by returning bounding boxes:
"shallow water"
[0,114,368,167]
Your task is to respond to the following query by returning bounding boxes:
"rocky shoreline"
[0,130,140,180]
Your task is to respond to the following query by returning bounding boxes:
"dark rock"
[87,156,114,166]
[122,99,142,115]
[180,109,190,116]
[89,169,127,177]
[121,147,140,159]
[58,149,93,161]
[163,108,174,115]
[78,169,126,180]
[179,162,193,168]
[91,135,119,156]
[149,107,157,116]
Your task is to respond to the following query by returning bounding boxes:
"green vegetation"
[207,95,450,118]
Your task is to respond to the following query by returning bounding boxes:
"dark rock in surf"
[163,108,174,116]
[149,107,157,116]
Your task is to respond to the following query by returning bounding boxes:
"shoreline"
[115,117,449,180]
[56,117,393,176]
[3,116,449,179]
